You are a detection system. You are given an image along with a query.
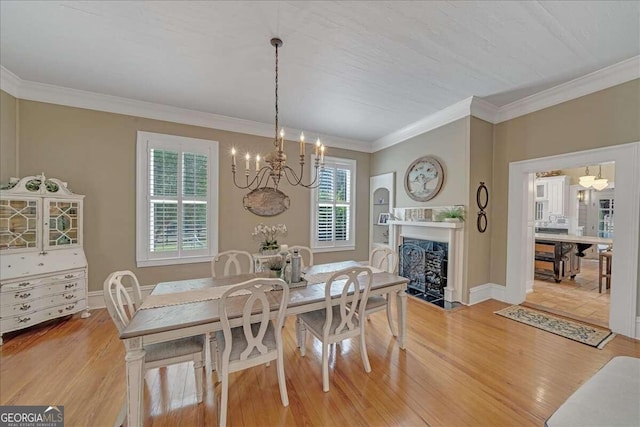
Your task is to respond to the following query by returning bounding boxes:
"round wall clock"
[404,156,444,202]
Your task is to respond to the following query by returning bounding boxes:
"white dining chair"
[358,246,399,336]
[103,270,206,425]
[288,245,314,268]
[212,278,290,426]
[296,266,373,392]
[211,250,254,277]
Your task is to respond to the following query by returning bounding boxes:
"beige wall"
[370,117,470,206]
[465,117,494,296]
[491,79,640,286]
[0,90,17,182]
[17,100,370,292]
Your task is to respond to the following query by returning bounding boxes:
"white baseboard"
[468,283,508,305]
[87,285,155,311]
[636,317,640,340]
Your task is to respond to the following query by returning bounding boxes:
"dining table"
[119,260,409,426]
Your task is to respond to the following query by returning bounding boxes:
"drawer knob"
[18,282,30,287]
[20,304,31,311]
[64,294,75,300]
[16,292,31,299]
[64,274,74,279]
[64,283,77,289]
[17,317,31,323]
[65,304,75,311]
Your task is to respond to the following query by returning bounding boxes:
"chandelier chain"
[274,41,279,149]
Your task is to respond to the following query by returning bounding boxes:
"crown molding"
[3,55,638,153]
[495,55,640,123]
[0,66,21,97]
[469,97,499,123]
[0,67,371,153]
[371,97,475,152]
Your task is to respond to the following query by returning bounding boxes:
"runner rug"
[495,305,615,349]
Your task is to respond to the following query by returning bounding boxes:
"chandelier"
[231,38,325,193]
[579,165,608,190]
[578,166,595,188]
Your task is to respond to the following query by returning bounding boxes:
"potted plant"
[436,207,465,223]
[252,223,287,254]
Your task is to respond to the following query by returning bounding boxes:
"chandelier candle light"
[230,38,326,192]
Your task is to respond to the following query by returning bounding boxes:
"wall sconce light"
[577,190,585,202]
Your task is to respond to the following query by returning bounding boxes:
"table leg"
[124,338,146,427]
[397,289,407,350]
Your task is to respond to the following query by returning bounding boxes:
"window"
[136,131,218,267]
[310,156,356,252]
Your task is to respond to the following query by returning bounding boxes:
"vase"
[443,217,461,223]
[260,241,280,255]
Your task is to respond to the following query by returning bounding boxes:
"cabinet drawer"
[0,270,85,292]
[535,243,555,256]
[535,260,555,274]
[0,299,86,334]
[1,278,86,307]
[1,289,83,318]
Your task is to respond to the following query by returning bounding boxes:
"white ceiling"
[1,1,639,144]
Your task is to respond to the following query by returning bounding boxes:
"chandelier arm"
[282,165,322,188]
[231,166,270,190]
[282,165,303,186]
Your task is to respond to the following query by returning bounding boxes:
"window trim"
[136,131,218,267]
[310,155,356,253]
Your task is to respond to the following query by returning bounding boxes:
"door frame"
[505,142,639,338]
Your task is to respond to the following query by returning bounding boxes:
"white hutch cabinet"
[0,174,89,345]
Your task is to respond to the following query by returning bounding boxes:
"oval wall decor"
[243,187,290,216]
[476,181,488,233]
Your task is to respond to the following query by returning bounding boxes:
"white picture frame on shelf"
[378,212,390,225]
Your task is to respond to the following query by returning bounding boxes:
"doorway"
[526,164,614,327]
[505,142,639,338]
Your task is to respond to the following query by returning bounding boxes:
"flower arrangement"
[252,223,287,253]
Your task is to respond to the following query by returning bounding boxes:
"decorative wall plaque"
[404,156,444,202]
[243,187,290,216]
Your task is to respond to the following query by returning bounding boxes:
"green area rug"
[495,305,614,349]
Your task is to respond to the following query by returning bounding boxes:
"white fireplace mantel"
[389,220,465,303]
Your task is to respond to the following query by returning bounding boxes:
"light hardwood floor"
[528,259,610,327]
[1,298,638,426]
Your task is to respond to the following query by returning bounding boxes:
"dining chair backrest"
[212,250,254,277]
[218,278,289,363]
[369,246,398,273]
[323,267,373,337]
[103,270,143,333]
[288,245,314,268]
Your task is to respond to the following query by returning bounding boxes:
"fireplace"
[399,238,448,306]
[389,217,464,304]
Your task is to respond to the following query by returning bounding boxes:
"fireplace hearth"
[399,238,459,309]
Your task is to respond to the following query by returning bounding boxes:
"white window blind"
[311,156,356,251]
[137,132,218,267]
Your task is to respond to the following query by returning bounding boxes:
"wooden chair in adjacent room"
[103,271,206,425]
[598,250,613,293]
[288,245,314,268]
[296,267,373,392]
[212,278,290,426]
[211,250,254,277]
[357,246,399,336]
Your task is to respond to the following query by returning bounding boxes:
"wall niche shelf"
[369,173,395,250]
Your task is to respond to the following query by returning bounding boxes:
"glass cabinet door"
[44,198,82,250]
[0,197,41,251]
[597,198,614,239]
